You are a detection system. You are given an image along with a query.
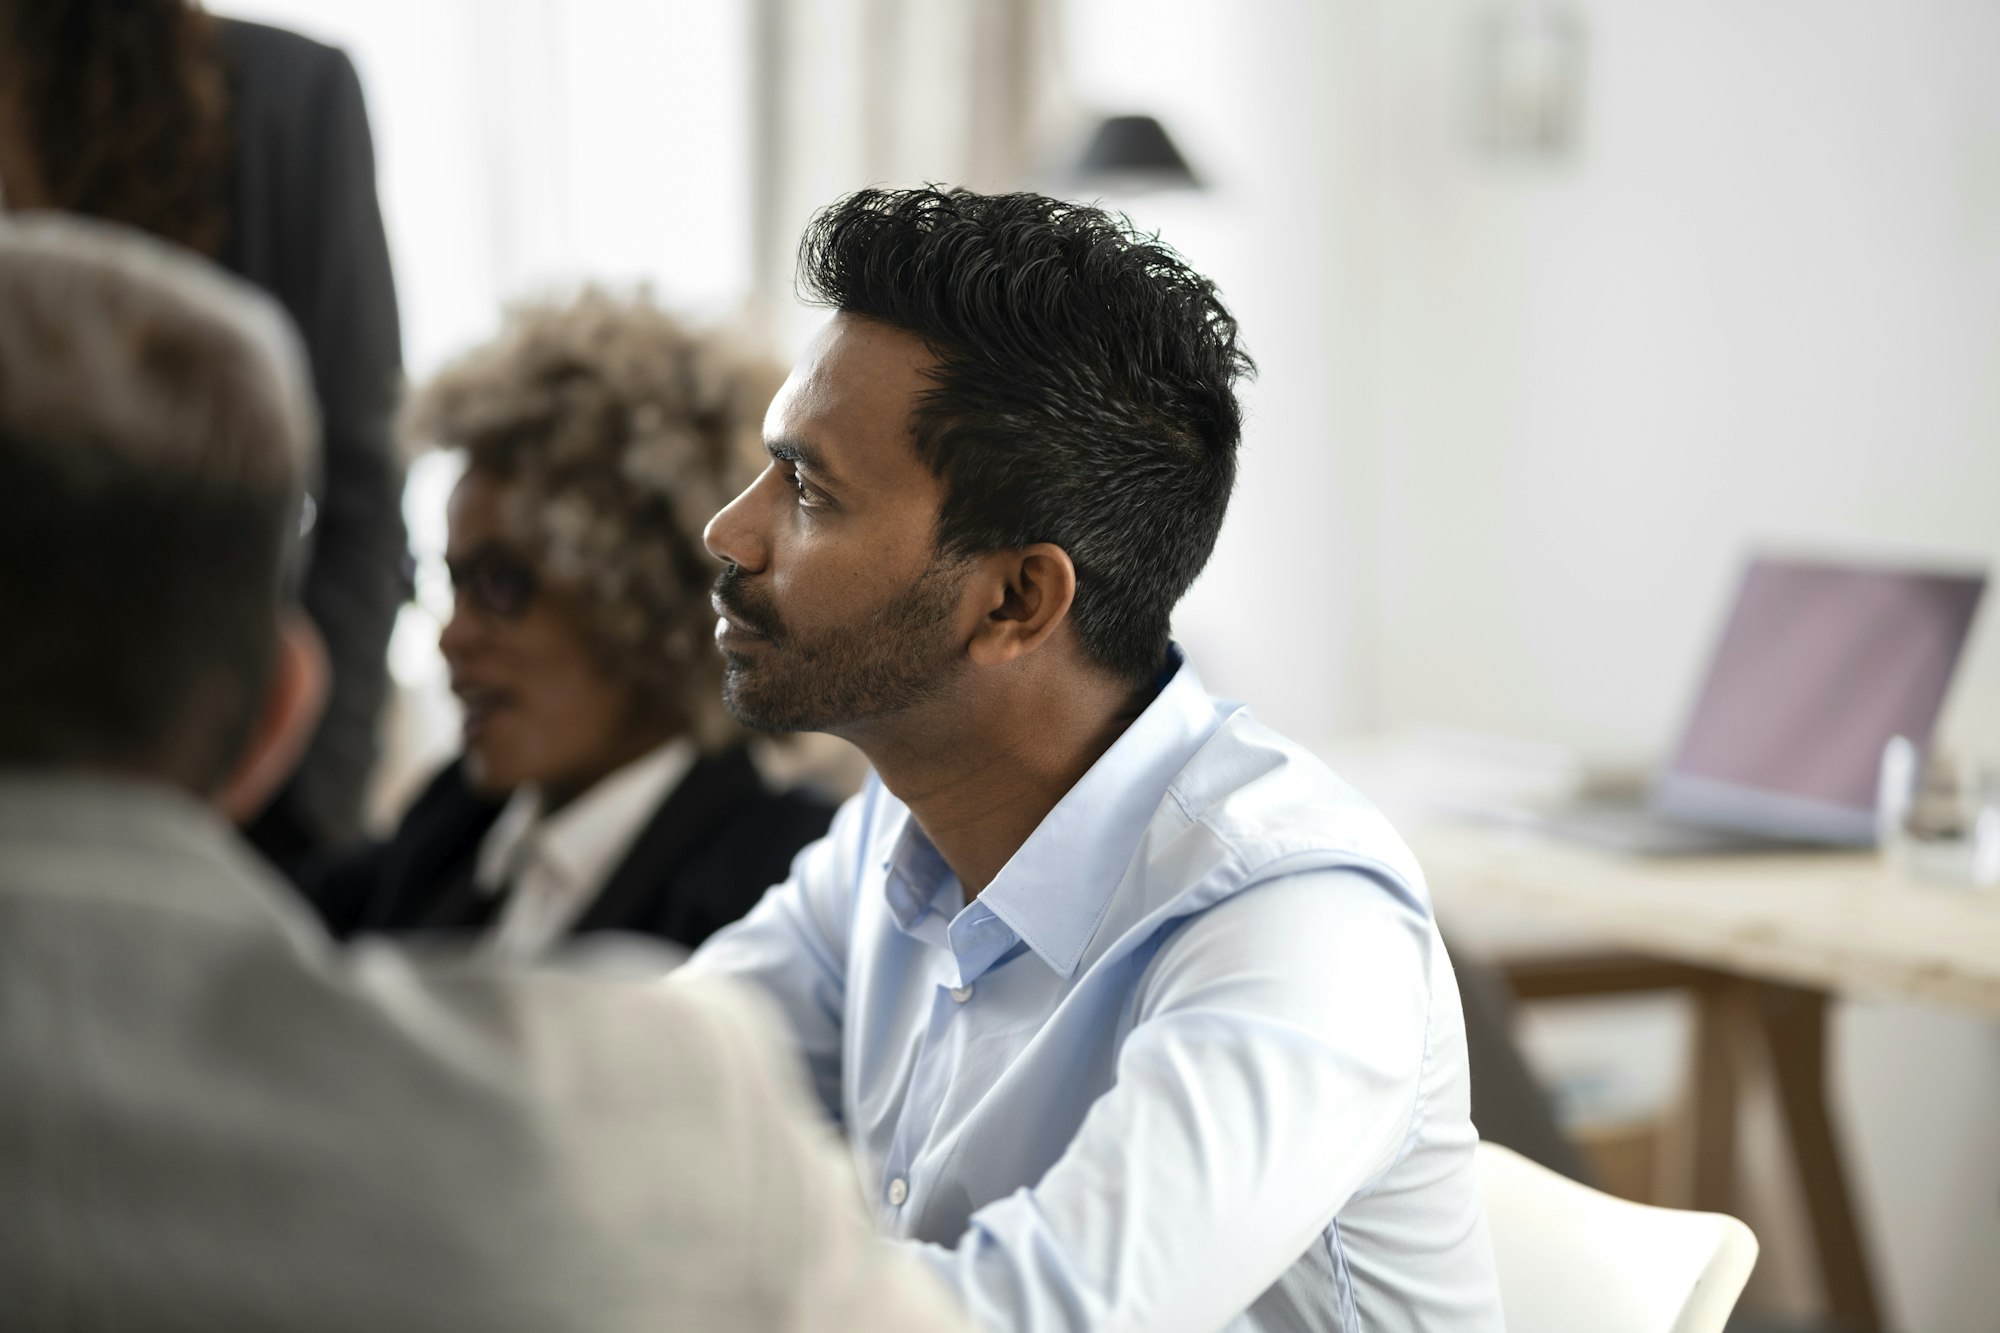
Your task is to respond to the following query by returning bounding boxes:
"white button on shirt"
[689,648,1503,1332]
[474,739,697,959]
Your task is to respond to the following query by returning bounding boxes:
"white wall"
[216,0,755,378]
[1370,0,2000,761]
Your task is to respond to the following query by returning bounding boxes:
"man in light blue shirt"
[689,187,1501,1331]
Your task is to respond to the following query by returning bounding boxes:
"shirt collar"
[883,645,1225,980]
[881,816,956,932]
[474,737,697,897]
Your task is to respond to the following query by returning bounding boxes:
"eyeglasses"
[445,545,539,619]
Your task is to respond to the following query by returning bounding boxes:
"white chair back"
[1477,1141,1759,1333]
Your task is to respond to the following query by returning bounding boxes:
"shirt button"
[949,983,974,1003]
[887,1177,909,1206]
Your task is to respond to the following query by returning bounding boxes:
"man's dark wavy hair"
[796,186,1254,683]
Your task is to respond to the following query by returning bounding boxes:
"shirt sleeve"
[679,785,878,1122]
[907,867,1441,1333]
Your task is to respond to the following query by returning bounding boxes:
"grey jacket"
[0,775,967,1333]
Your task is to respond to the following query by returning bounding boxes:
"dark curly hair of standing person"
[0,0,231,257]
[794,185,1255,684]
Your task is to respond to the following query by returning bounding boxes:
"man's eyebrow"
[766,436,842,487]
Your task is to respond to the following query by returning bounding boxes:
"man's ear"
[966,542,1077,667]
[217,611,330,827]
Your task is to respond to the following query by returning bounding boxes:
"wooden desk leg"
[1756,983,1885,1333]
[1683,977,1754,1216]
[1494,955,1888,1329]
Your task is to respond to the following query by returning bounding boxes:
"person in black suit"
[309,291,835,955]
[0,1,407,880]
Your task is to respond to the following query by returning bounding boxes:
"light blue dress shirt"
[688,651,1502,1331]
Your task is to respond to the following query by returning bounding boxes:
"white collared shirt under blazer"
[0,776,970,1333]
[475,737,698,958]
[688,647,1505,1332]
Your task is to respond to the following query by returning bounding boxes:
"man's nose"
[703,470,773,573]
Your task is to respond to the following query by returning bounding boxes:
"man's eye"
[787,467,819,506]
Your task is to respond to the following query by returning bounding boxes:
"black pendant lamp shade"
[1070,114,1201,191]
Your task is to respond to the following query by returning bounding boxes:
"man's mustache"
[712,566,784,641]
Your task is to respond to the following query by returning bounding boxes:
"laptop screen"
[1653,555,1986,844]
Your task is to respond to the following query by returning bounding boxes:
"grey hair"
[0,212,318,790]
[0,213,315,489]
[403,289,780,751]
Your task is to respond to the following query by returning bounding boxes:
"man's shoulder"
[1063,710,1435,978]
[1159,708,1424,887]
[345,941,795,1107]
[0,888,911,1325]
[325,955,870,1305]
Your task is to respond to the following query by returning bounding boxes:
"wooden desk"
[1410,822,2000,1018]
[1401,818,2000,1332]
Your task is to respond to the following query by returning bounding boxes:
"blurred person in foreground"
[0,216,967,1333]
[686,186,1503,1332]
[0,0,406,879]
[308,293,836,955]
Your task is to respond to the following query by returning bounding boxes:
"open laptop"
[1539,553,1987,855]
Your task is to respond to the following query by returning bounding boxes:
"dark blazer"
[220,19,408,877]
[307,748,837,951]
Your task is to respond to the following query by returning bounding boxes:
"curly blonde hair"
[403,290,779,750]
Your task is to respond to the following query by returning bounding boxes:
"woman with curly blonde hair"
[308,291,834,955]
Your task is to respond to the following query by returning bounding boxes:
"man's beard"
[711,557,970,734]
